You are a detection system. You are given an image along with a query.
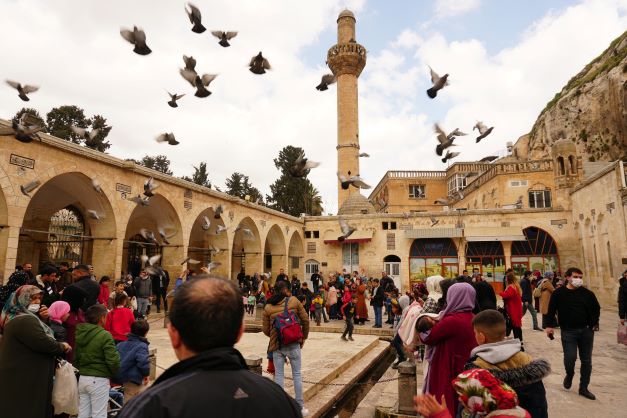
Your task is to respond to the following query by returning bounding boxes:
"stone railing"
[464,159,554,193]
[446,162,494,176]
[387,170,447,179]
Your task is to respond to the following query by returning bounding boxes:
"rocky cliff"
[528,31,627,162]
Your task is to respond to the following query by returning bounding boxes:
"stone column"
[1,225,19,283]
[398,361,417,415]
[456,237,466,273]
[502,241,512,269]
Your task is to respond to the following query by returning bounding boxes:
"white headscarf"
[425,275,444,301]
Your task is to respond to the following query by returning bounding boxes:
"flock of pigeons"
[427,67,497,163]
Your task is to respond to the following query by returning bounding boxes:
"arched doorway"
[511,227,559,276]
[187,208,229,276]
[17,172,116,275]
[264,224,287,283]
[466,241,505,292]
[287,232,304,279]
[123,194,183,279]
[409,238,458,283]
[231,217,262,280]
[383,254,401,290]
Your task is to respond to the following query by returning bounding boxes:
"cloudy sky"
[1,0,625,214]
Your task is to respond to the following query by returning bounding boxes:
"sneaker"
[579,388,596,400]
[391,361,400,369]
[563,374,573,390]
[341,336,348,341]
[348,336,354,341]
[301,407,310,417]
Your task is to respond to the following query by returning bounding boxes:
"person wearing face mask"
[0,285,72,418]
[545,267,600,401]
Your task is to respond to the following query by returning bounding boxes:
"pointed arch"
[264,224,287,282]
[187,207,230,276]
[287,231,304,278]
[231,216,262,279]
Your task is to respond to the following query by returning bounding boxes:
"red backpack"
[273,297,303,347]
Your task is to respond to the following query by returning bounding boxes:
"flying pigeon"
[316,74,336,91]
[430,216,439,227]
[185,3,206,33]
[92,178,103,193]
[474,121,494,143]
[6,80,39,101]
[214,204,224,219]
[441,150,460,164]
[479,156,498,163]
[141,254,161,267]
[338,173,371,190]
[337,219,356,242]
[209,245,222,255]
[139,228,158,243]
[206,261,221,273]
[215,225,228,235]
[129,194,150,206]
[179,69,217,98]
[86,209,102,220]
[181,257,201,265]
[120,26,151,55]
[235,227,255,240]
[20,180,41,196]
[447,128,468,139]
[249,52,271,75]
[167,92,185,108]
[143,177,159,197]
[434,124,458,156]
[70,126,100,146]
[183,55,197,72]
[434,197,452,205]
[155,133,179,145]
[515,196,523,208]
[211,31,238,47]
[426,66,448,99]
[158,227,176,245]
[0,113,44,143]
[358,152,370,158]
[201,216,211,231]
[289,152,320,177]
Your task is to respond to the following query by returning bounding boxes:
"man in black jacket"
[521,271,541,331]
[370,279,384,328]
[66,264,99,311]
[118,275,301,418]
[545,267,600,401]
[151,266,170,313]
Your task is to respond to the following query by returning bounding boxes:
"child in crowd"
[105,293,135,344]
[384,292,393,324]
[312,292,324,326]
[75,304,120,418]
[247,292,256,316]
[341,294,358,341]
[114,319,151,404]
[97,276,111,306]
[109,280,128,310]
[414,368,532,418]
[465,309,549,418]
[48,300,71,343]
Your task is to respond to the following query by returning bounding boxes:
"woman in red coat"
[355,278,368,325]
[500,272,524,348]
[421,282,477,417]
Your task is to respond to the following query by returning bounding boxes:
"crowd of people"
[0,260,620,418]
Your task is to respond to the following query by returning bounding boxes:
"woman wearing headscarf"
[48,300,71,343]
[0,285,71,418]
[420,282,478,417]
[355,277,369,325]
[422,276,445,314]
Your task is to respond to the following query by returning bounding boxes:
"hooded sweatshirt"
[466,339,549,418]
[75,323,120,378]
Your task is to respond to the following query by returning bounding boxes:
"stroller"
[108,386,124,417]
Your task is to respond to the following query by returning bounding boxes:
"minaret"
[327,9,367,208]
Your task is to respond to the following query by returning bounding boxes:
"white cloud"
[434,0,481,18]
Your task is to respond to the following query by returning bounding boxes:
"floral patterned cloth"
[453,368,519,417]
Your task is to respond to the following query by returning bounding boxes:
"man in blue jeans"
[262,281,310,416]
[370,278,384,328]
[545,267,600,401]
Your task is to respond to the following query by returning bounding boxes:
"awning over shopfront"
[404,228,463,239]
[324,230,373,245]
[464,227,526,242]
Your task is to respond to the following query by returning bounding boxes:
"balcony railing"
[464,159,554,193]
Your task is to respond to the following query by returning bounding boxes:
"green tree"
[182,162,211,188]
[266,146,323,216]
[140,155,173,175]
[12,108,45,129]
[46,105,89,144]
[225,172,263,203]
[86,115,112,152]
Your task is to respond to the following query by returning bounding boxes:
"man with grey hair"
[119,275,301,417]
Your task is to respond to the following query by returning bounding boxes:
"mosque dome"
[338,193,375,215]
[338,9,355,20]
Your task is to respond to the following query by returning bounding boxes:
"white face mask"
[571,278,584,288]
[27,303,40,313]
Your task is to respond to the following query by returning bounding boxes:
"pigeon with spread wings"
[120,26,151,55]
